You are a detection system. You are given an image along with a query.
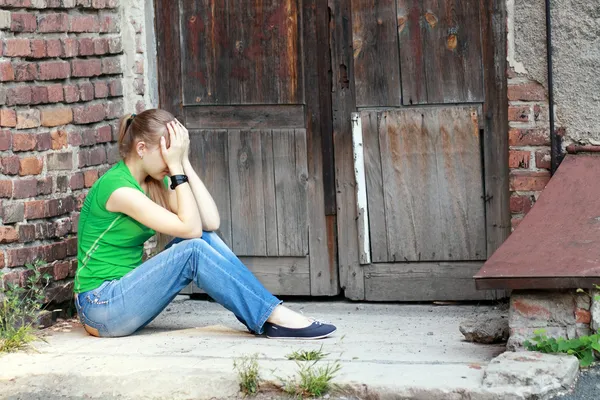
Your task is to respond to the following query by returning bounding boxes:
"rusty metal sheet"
[475,154,600,290]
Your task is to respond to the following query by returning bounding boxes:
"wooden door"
[330,0,510,300]
[154,0,338,296]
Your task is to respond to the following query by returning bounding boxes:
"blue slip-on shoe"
[264,320,337,340]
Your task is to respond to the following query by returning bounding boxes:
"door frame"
[153,0,340,296]
[329,0,510,300]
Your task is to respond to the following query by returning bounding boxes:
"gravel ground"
[552,364,600,400]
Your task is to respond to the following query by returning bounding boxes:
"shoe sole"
[265,328,337,340]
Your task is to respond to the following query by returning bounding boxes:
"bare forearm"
[169,163,203,234]
[183,159,220,231]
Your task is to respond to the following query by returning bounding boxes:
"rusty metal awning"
[475,154,600,290]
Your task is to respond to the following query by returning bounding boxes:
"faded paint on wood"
[351,0,402,107]
[273,129,309,256]
[184,105,305,130]
[363,107,486,262]
[189,130,232,247]
[364,262,499,301]
[260,131,279,257]
[228,130,268,255]
[397,0,484,104]
[180,0,303,105]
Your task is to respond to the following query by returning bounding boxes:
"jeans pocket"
[85,280,113,305]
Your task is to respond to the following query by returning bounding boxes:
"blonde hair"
[117,109,175,249]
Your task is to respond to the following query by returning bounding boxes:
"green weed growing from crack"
[233,353,261,395]
[280,360,342,398]
[286,344,329,361]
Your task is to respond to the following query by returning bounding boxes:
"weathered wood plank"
[480,0,510,257]
[188,130,232,247]
[398,0,484,104]
[184,105,305,130]
[329,0,365,299]
[351,0,402,106]
[375,107,486,262]
[434,108,486,260]
[273,129,308,256]
[155,0,184,120]
[228,130,267,256]
[260,130,279,257]
[364,262,500,301]
[187,256,311,296]
[182,0,303,105]
[361,112,388,262]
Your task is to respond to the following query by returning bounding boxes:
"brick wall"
[507,69,553,231]
[0,0,147,306]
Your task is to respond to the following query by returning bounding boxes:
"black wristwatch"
[170,174,189,190]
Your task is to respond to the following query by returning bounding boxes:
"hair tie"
[125,113,136,131]
[130,113,136,120]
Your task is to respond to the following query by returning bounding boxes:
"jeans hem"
[254,298,282,335]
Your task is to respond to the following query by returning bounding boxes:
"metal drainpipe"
[546,0,561,174]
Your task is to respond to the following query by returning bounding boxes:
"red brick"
[45,196,74,217]
[16,109,40,129]
[70,15,99,32]
[0,226,19,244]
[77,38,94,56]
[510,195,534,214]
[509,150,530,169]
[1,155,19,175]
[10,13,37,32]
[71,59,101,77]
[61,38,78,57]
[81,128,96,146]
[508,82,547,102]
[509,128,550,146]
[30,39,47,58]
[0,109,17,127]
[40,107,73,127]
[73,103,106,124]
[54,218,71,237]
[94,81,109,98]
[106,0,118,7]
[19,157,43,176]
[38,61,70,80]
[0,130,11,151]
[108,79,122,96]
[511,217,523,231]
[36,131,51,151]
[12,132,36,151]
[512,298,551,318]
[34,220,54,239]
[79,82,94,101]
[83,169,98,187]
[535,150,551,170]
[31,86,49,105]
[96,125,111,143]
[56,175,69,192]
[108,37,122,54]
[508,105,530,123]
[70,172,84,189]
[99,15,118,33]
[101,57,121,74]
[0,62,15,82]
[24,200,44,219]
[47,151,73,170]
[17,224,36,243]
[105,100,123,119]
[576,309,591,324]
[47,84,64,103]
[6,86,32,106]
[0,180,13,198]
[13,178,37,199]
[51,129,68,150]
[510,171,551,192]
[65,237,77,256]
[71,213,80,233]
[92,0,106,8]
[54,261,70,280]
[5,245,44,268]
[45,39,62,58]
[14,62,38,81]
[4,38,31,57]
[86,147,106,166]
[68,131,82,146]
[134,77,144,95]
[38,13,69,33]
[37,176,52,195]
[63,84,79,103]
[136,34,143,53]
[94,38,108,55]
[135,100,145,114]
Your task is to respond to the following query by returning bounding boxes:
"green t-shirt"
[74,160,156,294]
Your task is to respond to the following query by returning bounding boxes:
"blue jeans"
[74,232,282,337]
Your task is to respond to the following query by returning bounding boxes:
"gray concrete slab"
[0,298,519,399]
